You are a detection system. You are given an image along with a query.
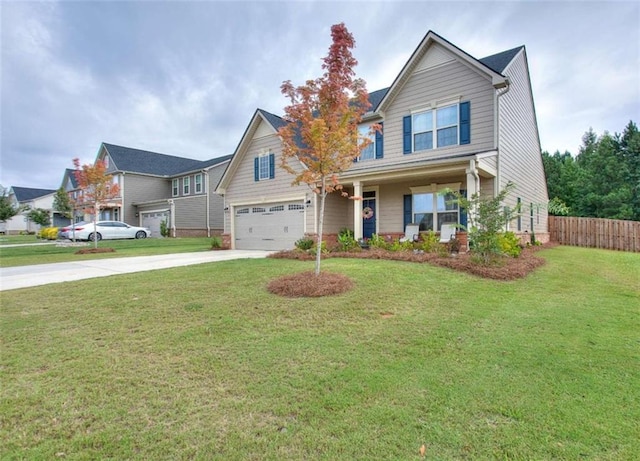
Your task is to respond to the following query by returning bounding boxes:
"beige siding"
[322,193,350,234]
[174,195,206,228]
[208,164,228,231]
[224,124,308,233]
[123,174,170,225]
[378,59,496,166]
[498,50,549,234]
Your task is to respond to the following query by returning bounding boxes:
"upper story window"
[172,179,179,197]
[183,176,190,195]
[254,152,275,181]
[404,101,470,154]
[195,174,203,193]
[356,122,383,162]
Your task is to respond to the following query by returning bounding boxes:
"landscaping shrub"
[368,233,389,250]
[336,228,359,252]
[498,231,522,257]
[295,237,314,251]
[210,236,223,249]
[420,230,440,253]
[38,227,58,240]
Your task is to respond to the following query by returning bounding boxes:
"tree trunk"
[315,179,327,276]
[93,206,99,249]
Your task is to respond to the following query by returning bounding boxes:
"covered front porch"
[319,154,497,242]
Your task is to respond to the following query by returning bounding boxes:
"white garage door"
[235,202,305,250]
[141,211,169,238]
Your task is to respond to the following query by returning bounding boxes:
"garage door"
[141,211,169,238]
[235,202,305,250]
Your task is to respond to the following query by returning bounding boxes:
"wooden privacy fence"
[548,216,640,252]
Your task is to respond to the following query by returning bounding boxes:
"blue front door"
[362,199,376,239]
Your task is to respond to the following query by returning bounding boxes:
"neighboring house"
[4,186,57,234]
[80,143,232,237]
[216,30,549,250]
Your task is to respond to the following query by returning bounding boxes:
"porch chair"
[399,223,420,242]
[439,224,457,243]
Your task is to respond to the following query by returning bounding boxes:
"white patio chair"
[399,223,420,242]
[439,224,456,243]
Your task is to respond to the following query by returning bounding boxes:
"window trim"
[183,176,190,195]
[409,183,460,232]
[172,179,179,197]
[411,100,461,152]
[195,173,203,194]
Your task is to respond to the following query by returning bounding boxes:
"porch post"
[353,181,363,239]
[466,160,480,224]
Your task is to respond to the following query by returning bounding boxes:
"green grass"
[0,234,41,245]
[0,237,213,267]
[1,247,639,460]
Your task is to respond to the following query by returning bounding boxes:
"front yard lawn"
[0,237,213,267]
[1,246,638,459]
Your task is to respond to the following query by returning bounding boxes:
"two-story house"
[70,143,231,237]
[3,186,58,234]
[218,30,549,250]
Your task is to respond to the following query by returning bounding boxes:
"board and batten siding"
[497,49,549,235]
[123,174,171,225]
[380,49,496,164]
[223,123,308,234]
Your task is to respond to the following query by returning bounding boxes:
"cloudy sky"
[1,0,638,191]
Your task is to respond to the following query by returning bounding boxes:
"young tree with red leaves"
[279,23,377,275]
[72,158,120,248]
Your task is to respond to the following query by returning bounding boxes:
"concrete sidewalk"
[0,250,273,291]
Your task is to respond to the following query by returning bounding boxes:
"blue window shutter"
[460,101,470,145]
[375,122,383,159]
[254,157,259,182]
[269,153,275,179]
[459,189,468,229]
[403,194,412,228]
[403,116,412,154]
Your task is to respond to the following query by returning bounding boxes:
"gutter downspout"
[495,80,511,195]
[204,170,211,237]
[120,172,125,223]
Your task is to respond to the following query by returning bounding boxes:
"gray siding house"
[3,186,57,234]
[82,143,231,237]
[218,30,548,250]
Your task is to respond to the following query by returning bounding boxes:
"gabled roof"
[377,30,510,111]
[103,143,204,176]
[61,168,79,189]
[479,46,524,73]
[368,87,389,112]
[258,109,287,131]
[101,143,229,177]
[10,186,56,202]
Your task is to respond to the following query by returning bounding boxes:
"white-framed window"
[410,184,459,232]
[195,174,203,193]
[412,103,459,151]
[183,177,190,195]
[358,125,375,161]
[172,179,179,197]
[258,155,270,181]
[254,151,275,181]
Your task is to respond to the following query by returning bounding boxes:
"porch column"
[353,181,363,239]
[466,160,480,224]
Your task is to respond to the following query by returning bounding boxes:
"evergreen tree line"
[542,120,640,221]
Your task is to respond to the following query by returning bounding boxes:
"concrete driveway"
[0,250,273,291]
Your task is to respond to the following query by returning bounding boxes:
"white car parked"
[68,221,151,241]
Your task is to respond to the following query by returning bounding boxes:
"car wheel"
[88,232,102,242]
[135,231,147,239]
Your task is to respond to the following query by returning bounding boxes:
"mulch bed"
[267,271,354,298]
[268,244,552,297]
[75,248,116,254]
